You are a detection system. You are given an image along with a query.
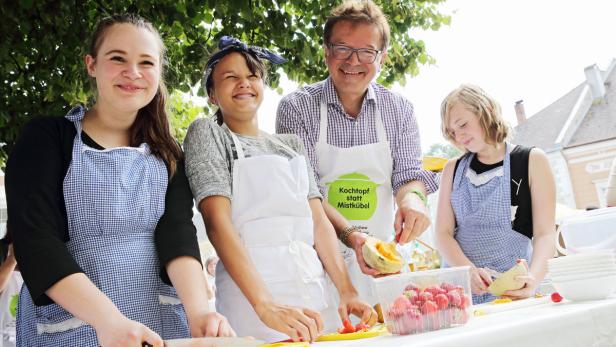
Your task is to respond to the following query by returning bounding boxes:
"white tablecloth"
[315,295,616,347]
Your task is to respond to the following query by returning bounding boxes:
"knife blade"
[143,337,267,347]
[484,268,503,279]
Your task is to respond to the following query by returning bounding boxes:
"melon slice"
[487,260,528,296]
[362,238,404,274]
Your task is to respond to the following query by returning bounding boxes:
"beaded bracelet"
[339,225,359,248]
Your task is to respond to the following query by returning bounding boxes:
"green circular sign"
[9,294,18,318]
[327,173,379,220]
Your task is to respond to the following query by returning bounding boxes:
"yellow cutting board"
[315,324,388,341]
[260,324,388,346]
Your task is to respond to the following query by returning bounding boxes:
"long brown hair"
[89,13,182,177]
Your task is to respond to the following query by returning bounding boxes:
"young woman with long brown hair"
[5,14,233,346]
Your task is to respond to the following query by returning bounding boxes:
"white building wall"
[546,150,576,207]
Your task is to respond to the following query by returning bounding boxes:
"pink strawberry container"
[374,266,473,335]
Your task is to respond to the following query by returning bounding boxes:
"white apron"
[215,127,338,342]
[0,271,22,347]
[315,99,394,306]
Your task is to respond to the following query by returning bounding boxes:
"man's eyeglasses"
[328,44,382,64]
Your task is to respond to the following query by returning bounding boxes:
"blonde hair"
[440,84,510,147]
[324,0,390,51]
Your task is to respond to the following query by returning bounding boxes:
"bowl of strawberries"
[374,266,472,335]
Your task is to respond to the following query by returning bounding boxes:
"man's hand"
[347,232,381,276]
[394,192,430,244]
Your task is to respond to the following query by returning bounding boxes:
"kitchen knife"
[143,337,267,347]
[484,268,503,279]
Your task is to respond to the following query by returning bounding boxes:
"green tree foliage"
[425,142,461,159]
[0,0,450,168]
[168,90,205,144]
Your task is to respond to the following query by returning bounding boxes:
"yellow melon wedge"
[362,239,404,274]
[487,261,528,296]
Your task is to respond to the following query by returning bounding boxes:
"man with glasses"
[276,0,438,306]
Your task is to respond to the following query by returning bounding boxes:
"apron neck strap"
[318,96,386,144]
[223,124,246,159]
[223,124,298,159]
[457,142,512,188]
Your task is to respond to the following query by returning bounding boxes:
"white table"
[314,295,616,347]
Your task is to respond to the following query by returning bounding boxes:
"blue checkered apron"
[450,143,532,304]
[16,106,190,346]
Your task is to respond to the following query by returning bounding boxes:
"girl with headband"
[184,36,376,343]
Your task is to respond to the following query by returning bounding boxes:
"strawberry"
[440,282,457,292]
[551,292,563,303]
[420,300,438,315]
[403,289,418,301]
[406,306,422,319]
[424,285,446,296]
[418,291,434,303]
[390,313,423,335]
[404,282,420,291]
[435,293,450,310]
[446,291,461,307]
[452,285,465,294]
[386,306,404,319]
[393,295,411,310]
[409,294,423,306]
[459,294,471,309]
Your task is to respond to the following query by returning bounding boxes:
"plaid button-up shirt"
[276,77,438,196]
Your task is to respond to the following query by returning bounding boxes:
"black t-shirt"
[454,145,533,239]
[5,116,201,306]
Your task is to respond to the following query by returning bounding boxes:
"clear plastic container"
[374,266,472,335]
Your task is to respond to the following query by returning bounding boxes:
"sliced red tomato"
[355,323,369,331]
[339,319,356,334]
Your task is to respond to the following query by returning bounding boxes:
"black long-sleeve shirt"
[5,116,201,306]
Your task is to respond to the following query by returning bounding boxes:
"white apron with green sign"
[315,99,394,305]
[0,271,22,347]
